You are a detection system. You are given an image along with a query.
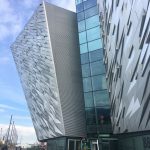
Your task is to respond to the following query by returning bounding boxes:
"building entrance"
[68,139,81,150]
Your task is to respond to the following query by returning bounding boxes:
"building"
[102,0,150,149]
[11,2,86,150]
[11,0,150,150]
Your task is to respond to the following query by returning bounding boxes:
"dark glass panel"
[82,63,90,77]
[77,11,85,21]
[92,75,107,90]
[81,53,89,64]
[91,61,106,75]
[84,92,94,107]
[84,5,98,19]
[93,90,110,107]
[84,0,97,10]
[89,49,103,62]
[86,108,96,125]
[76,3,84,13]
[96,107,111,125]
[83,77,92,92]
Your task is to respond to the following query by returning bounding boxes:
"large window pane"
[85,6,98,19]
[77,11,85,21]
[76,3,84,12]
[79,31,87,44]
[87,26,100,42]
[84,92,94,107]
[78,20,85,32]
[83,77,92,92]
[86,15,99,29]
[93,90,110,106]
[88,39,103,52]
[89,49,103,62]
[86,108,96,125]
[91,61,106,75]
[81,53,89,64]
[84,0,97,10]
[92,75,107,90]
[82,64,90,77]
[80,43,88,54]
[96,108,111,125]
[76,0,82,5]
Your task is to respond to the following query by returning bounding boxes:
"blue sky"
[0,0,75,144]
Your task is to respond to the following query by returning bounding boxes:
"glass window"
[76,3,84,12]
[80,43,88,54]
[92,75,107,90]
[83,77,92,92]
[91,61,105,75]
[84,0,97,10]
[88,39,103,52]
[93,90,110,107]
[76,0,82,5]
[86,15,99,30]
[84,6,98,19]
[84,92,94,107]
[78,20,85,32]
[96,108,111,125]
[89,49,103,62]
[77,11,84,21]
[82,63,90,77]
[87,26,100,42]
[79,31,87,44]
[81,53,89,64]
[86,108,96,125]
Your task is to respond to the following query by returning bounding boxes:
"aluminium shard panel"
[11,3,65,140]
[101,0,150,133]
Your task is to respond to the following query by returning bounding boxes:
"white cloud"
[0,104,27,112]
[0,56,10,65]
[0,124,37,144]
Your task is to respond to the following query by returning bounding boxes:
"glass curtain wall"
[76,0,112,138]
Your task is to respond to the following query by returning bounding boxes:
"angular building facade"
[101,0,150,149]
[11,0,150,149]
[11,2,86,149]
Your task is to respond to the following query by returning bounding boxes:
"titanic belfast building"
[11,0,150,150]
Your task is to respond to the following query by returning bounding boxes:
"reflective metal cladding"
[11,2,86,140]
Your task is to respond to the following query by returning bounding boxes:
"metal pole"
[6,115,13,144]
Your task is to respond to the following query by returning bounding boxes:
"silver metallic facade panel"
[102,0,150,133]
[45,3,86,137]
[11,2,86,140]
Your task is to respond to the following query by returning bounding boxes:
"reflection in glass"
[76,3,84,13]
[78,20,85,32]
[84,92,94,107]
[84,6,98,19]
[93,90,110,106]
[81,53,89,64]
[84,0,97,10]
[88,39,102,52]
[86,108,96,125]
[79,31,87,44]
[92,75,107,90]
[86,15,99,30]
[77,11,85,21]
[89,49,103,62]
[91,61,105,75]
[83,77,92,92]
[96,107,111,125]
[82,63,90,77]
[87,26,100,42]
[80,43,88,54]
